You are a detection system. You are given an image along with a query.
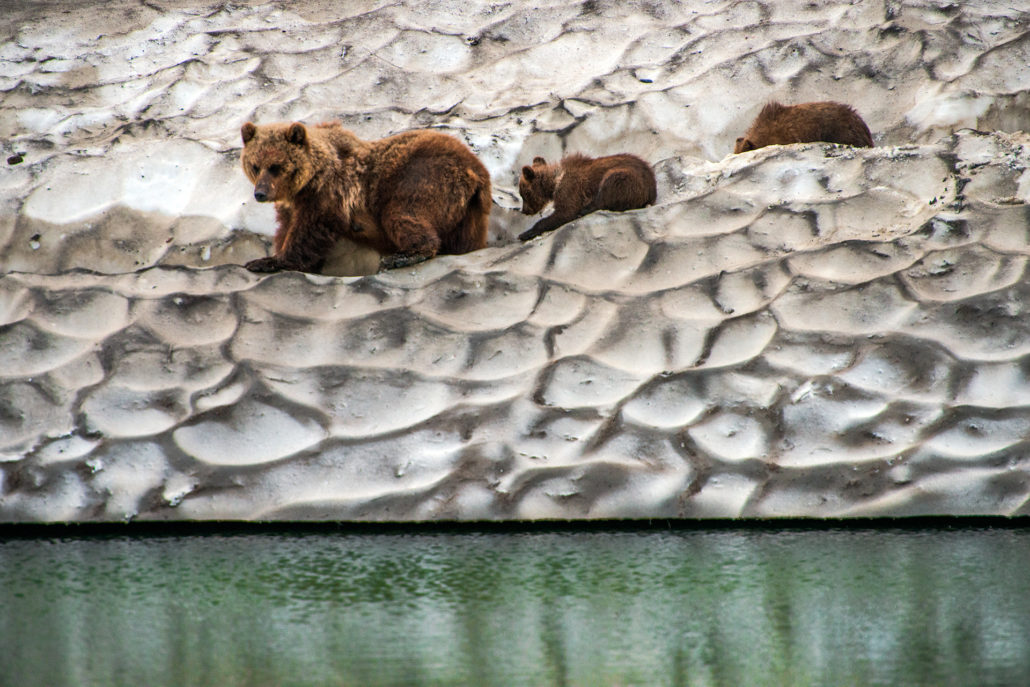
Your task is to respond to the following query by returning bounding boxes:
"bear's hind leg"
[448,185,490,253]
[378,207,442,271]
[588,168,650,214]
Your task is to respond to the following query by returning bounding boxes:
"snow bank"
[2,0,1029,521]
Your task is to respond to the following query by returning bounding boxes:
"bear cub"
[240,121,491,274]
[733,101,873,154]
[517,153,657,241]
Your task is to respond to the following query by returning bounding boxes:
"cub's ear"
[241,122,257,144]
[287,122,307,145]
[521,165,536,181]
[532,156,547,166]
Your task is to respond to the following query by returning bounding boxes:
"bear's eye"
[251,164,260,176]
[268,164,283,176]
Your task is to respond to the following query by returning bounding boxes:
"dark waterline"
[1,525,1028,686]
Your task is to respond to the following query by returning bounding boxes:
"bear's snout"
[253,179,272,202]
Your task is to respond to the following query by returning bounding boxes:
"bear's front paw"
[245,256,282,273]
[518,217,559,241]
[379,253,430,271]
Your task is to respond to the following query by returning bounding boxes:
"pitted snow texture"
[2,1,1030,521]
[4,132,1030,521]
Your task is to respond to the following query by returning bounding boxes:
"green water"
[1,526,1027,686]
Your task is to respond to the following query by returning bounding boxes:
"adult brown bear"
[240,121,491,273]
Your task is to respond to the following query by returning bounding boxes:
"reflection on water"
[1,526,1028,686]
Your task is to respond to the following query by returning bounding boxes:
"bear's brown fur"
[733,101,873,154]
[517,153,657,241]
[240,121,491,273]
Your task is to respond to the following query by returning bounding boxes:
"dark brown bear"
[733,101,873,154]
[240,121,491,273]
[517,153,657,241]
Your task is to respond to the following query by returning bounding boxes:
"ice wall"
[2,0,1029,521]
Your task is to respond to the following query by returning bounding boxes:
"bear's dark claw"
[379,253,430,271]
[245,257,282,273]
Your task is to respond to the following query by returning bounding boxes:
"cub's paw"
[379,253,430,271]
[245,256,282,273]
[518,217,557,241]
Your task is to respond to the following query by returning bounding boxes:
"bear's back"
[561,153,654,193]
[741,101,873,151]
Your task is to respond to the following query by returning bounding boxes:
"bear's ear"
[287,122,307,146]
[735,137,755,153]
[521,165,536,181]
[241,122,257,144]
[533,156,547,166]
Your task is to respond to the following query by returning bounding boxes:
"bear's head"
[241,122,317,202]
[518,156,556,215]
[733,137,756,154]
